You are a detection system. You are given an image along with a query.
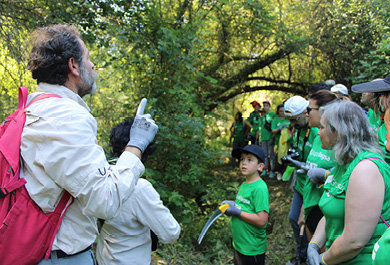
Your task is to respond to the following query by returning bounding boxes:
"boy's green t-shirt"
[247,112,262,138]
[271,116,290,146]
[260,112,276,141]
[303,135,334,219]
[294,126,319,195]
[319,150,390,265]
[231,178,269,256]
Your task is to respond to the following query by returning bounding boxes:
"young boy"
[223,144,270,265]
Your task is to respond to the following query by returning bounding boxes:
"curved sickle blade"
[197,204,229,244]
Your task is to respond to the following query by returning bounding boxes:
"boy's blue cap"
[232,145,265,163]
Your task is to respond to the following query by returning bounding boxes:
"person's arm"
[240,210,268,227]
[124,146,142,159]
[229,122,235,144]
[384,109,390,151]
[298,204,305,227]
[322,160,385,264]
[245,120,253,129]
[311,217,327,247]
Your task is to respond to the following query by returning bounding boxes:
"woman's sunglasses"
[307,106,320,114]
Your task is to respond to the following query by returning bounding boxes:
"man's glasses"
[288,111,305,122]
[307,106,320,115]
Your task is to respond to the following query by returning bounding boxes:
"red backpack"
[0,87,73,265]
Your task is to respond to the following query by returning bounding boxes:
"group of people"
[225,79,390,265]
[230,100,286,180]
[7,22,390,265]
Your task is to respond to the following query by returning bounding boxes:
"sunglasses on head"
[307,106,319,114]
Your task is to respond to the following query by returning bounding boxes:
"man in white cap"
[331,84,351,99]
[283,96,319,265]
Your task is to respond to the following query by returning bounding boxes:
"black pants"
[234,249,265,265]
[306,205,323,234]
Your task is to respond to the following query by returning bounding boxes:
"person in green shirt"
[284,95,318,265]
[299,90,338,243]
[247,101,262,145]
[307,100,390,265]
[230,112,251,166]
[260,100,277,178]
[351,74,390,264]
[223,144,269,265]
[271,104,290,180]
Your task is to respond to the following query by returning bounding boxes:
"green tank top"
[231,178,269,256]
[233,121,246,142]
[319,150,390,264]
[303,135,334,219]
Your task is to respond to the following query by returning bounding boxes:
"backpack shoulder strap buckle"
[0,187,8,198]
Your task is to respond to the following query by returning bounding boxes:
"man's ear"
[68,57,80,77]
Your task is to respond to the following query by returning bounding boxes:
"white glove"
[128,99,158,152]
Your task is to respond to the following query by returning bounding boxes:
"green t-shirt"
[271,116,290,146]
[260,112,276,141]
[378,124,390,164]
[373,227,390,265]
[319,151,390,265]
[368,108,381,135]
[294,126,319,195]
[231,178,269,256]
[303,135,334,219]
[247,112,262,138]
[233,121,246,143]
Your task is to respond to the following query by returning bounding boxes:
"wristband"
[322,254,328,265]
[324,170,330,180]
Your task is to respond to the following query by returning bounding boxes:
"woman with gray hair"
[307,100,390,265]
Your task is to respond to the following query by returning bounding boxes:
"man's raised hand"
[128,98,158,153]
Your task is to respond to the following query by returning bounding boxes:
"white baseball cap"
[284,96,308,117]
[331,84,349,95]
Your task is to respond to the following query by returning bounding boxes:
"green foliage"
[350,33,390,83]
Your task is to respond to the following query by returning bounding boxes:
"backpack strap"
[0,171,26,198]
[0,92,62,199]
[26,93,61,108]
[18,87,29,109]
[45,191,74,259]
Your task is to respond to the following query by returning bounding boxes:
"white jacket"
[96,179,181,265]
[20,83,144,254]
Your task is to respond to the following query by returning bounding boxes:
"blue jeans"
[38,248,96,265]
[261,140,275,171]
[288,188,307,259]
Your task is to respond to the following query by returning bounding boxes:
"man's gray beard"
[78,63,97,97]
